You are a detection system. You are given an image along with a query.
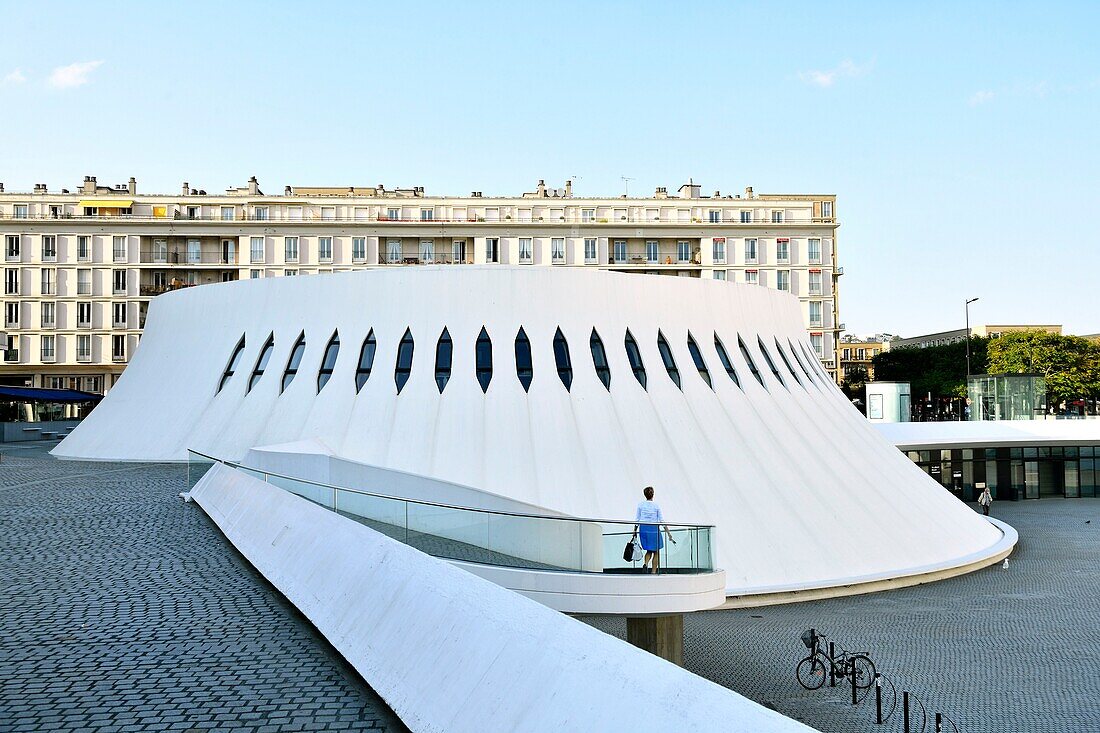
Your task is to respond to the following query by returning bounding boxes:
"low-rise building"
[889,324,1062,351]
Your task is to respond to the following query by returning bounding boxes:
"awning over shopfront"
[0,386,103,403]
[77,199,134,209]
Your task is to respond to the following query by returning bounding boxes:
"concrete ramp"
[189,463,816,733]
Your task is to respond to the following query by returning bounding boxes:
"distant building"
[889,324,1062,351]
[839,335,888,382]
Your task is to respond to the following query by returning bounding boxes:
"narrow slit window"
[248,334,274,392]
[686,333,712,389]
[624,330,647,389]
[355,330,376,393]
[757,336,785,388]
[589,329,610,390]
[656,331,681,389]
[218,336,246,392]
[774,338,802,387]
[554,328,573,391]
[317,331,340,392]
[395,328,414,393]
[738,335,766,388]
[803,341,830,381]
[713,334,741,389]
[788,338,817,385]
[475,327,493,393]
[281,332,306,392]
[435,328,452,393]
[515,327,533,392]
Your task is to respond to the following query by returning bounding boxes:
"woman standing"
[633,486,675,573]
[978,485,993,516]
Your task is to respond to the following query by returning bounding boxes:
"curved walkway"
[0,444,407,733]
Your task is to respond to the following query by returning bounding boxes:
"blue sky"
[2,1,1098,337]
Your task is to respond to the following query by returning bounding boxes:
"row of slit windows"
[217,325,831,396]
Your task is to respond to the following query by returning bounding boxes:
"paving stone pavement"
[583,497,1100,732]
[0,443,408,733]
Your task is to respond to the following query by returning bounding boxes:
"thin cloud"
[968,90,995,106]
[798,59,869,88]
[48,60,103,89]
[2,68,26,85]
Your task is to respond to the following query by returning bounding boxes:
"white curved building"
[55,267,1013,598]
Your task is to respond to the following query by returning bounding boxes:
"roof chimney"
[182,181,190,196]
[128,177,137,195]
[248,176,260,195]
[0,183,5,193]
[536,179,546,197]
[564,179,573,197]
[678,180,701,199]
[745,186,754,198]
[284,185,292,196]
[82,176,97,194]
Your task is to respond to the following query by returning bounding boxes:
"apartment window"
[14,204,28,219]
[4,302,18,327]
[253,206,269,221]
[420,208,434,221]
[282,332,306,392]
[808,238,822,264]
[113,302,127,328]
[584,238,597,264]
[646,240,658,264]
[553,327,572,391]
[744,238,758,263]
[771,210,784,223]
[857,348,866,361]
[677,240,691,264]
[77,235,90,261]
[809,301,824,328]
[777,270,790,292]
[419,238,435,263]
[613,240,626,264]
[714,270,727,281]
[284,236,299,262]
[581,208,595,223]
[77,269,91,295]
[518,238,532,264]
[708,210,720,223]
[843,348,851,360]
[186,205,200,220]
[41,268,56,295]
[318,331,341,392]
[319,236,333,262]
[247,236,264,264]
[386,207,400,221]
[514,328,533,392]
[41,302,55,328]
[712,238,726,264]
[5,234,19,259]
[77,335,91,362]
[776,238,790,263]
[287,206,303,221]
[284,269,298,276]
[475,327,493,393]
[352,237,366,262]
[112,269,126,295]
[321,206,336,221]
[745,269,758,286]
[151,238,167,263]
[551,238,565,264]
[811,333,824,357]
[809,270,823,295]
[112,334,126,361]
[42,235,57,261]
[186,238,201,264]
[250,269,261,279]
[355,330,377,392]
[41,335,56,361]
[4,334,17,362]
[219,206,235,221]
[77,302,92,327]
[740,210,751,223]
[485,238,499,263]
[821,201,833,218]
[112,236,127,262]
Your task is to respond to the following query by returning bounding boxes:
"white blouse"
[635,500,664,524]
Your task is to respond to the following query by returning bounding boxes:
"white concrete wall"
[56,266,1005,597]
[188,463,807,733]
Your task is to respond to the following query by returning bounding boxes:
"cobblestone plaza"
[2,442,1097,732]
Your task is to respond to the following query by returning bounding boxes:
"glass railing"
[187,450,715,576]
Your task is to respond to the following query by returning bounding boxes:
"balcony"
[76,352,92,363]
[3,349,18,363]
[140,249,237,265]
[139,282,198,297]
[377,252,475,266]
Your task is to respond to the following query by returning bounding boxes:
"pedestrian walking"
[632,486,675,574]
[978,485,993,516]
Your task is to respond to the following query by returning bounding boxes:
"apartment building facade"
[0,176,841,395]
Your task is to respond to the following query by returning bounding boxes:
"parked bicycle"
[796,628,876,693]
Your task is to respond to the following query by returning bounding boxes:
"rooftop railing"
[187,450,715,576]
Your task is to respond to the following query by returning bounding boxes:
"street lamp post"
[965,296,980,378]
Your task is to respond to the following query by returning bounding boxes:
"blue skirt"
[639,524,663,552]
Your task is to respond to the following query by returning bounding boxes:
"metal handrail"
[187,448,714,529]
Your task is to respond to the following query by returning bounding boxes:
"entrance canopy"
[0,386,103,403]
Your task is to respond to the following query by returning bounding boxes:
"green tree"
[986,331,1100,406]
[841,365,869,404]
[871,337,989,400]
